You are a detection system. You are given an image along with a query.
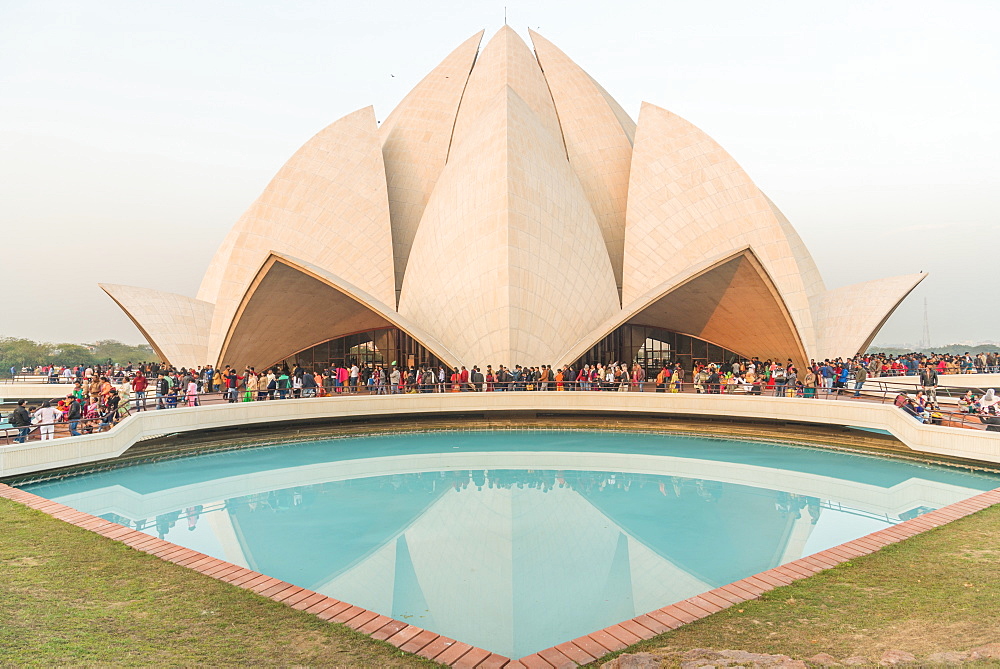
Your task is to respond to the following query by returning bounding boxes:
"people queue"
[6,351,999,442]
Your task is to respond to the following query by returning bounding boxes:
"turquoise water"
[22,431,1000,659]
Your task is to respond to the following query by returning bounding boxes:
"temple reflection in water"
[27,432,999,659]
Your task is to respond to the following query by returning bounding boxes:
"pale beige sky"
[2,0,997,348]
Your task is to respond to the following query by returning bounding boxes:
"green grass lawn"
[2,496,999,667]
[589,504,1000,667]
[0,498,437,667]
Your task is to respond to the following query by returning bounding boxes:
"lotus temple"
[100,27,925,373]
[12,28,1000,669]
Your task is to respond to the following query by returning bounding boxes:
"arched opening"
[277,327,447,373]
[571,324,742,377]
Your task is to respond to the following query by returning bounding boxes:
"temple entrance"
[572,324,741,376]
[277,328,444,372]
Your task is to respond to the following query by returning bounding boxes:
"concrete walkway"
[3,390,1000,478]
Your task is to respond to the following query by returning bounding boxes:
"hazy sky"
[2,0,998,348]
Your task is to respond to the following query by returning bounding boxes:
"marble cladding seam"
[379,30,484,296]
[529,29,634,288]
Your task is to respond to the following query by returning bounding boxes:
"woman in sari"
[246,373,259,401]
[802,368,817,398]
[99,376,113,404]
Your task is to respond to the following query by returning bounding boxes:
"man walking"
[66,395,83,436]
[852,364,868,398]
[132,372,148,411]
[155,373,170,409]
[820,361,834,394]
[919,364,939,408]
[302,370,317,397]
[8,400,32,443]
[349,363,360,393]
[225,368,241,402]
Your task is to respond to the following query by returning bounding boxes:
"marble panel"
[379,31,484,297]
[100,283,214,368]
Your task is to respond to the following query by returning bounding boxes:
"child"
[83,396,101,433]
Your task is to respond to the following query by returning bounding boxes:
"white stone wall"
[4,393,1000,477]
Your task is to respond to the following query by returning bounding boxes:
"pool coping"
[2,481,999,668]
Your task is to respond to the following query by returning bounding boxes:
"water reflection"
[91,467,974,657]
[23,432,1000,659]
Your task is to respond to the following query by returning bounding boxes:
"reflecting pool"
[22,431,1000,659]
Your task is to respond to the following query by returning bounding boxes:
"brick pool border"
[2,481,999,667]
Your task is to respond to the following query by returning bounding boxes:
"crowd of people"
[121,358,888,401]
[6,350,1000,443]
[848,351,1000,376]
[893,386,1000,428]
[10,349,1000,387]
[10,362,134,384]
[5,374,127,443]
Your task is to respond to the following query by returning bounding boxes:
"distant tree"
[0,338,48,372]
[90,340,154,364]
[48,344,95,365]
[0,336,154,372]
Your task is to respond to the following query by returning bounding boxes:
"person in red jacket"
[131,373,149,411]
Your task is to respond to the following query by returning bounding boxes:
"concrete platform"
[2,390,1000,478]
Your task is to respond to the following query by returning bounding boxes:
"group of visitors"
[688,359,869,397]
[5,378,126,443]
[131,361,689,398]
[8,347,1000,443]
[11,362,139,384]
[117,355,933,403]
[857,351,1000,376]
[954,388,1000,432]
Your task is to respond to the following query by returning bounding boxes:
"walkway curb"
[6,392,1000,478]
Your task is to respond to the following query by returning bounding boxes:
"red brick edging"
[2,482,999,668]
